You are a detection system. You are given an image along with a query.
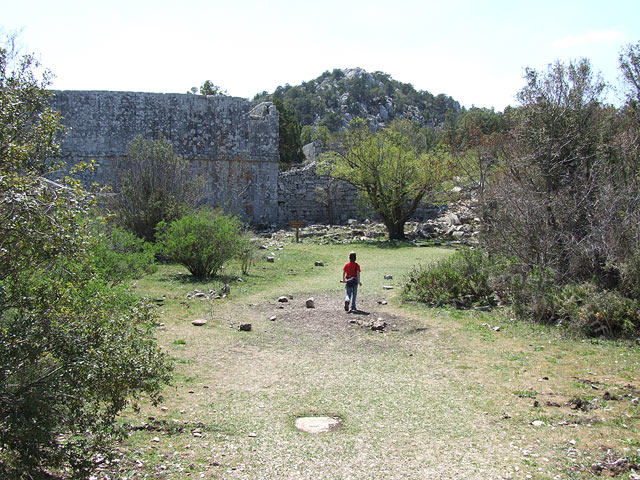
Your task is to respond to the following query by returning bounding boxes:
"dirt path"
[174,288,539,479]
[124,259,639,480]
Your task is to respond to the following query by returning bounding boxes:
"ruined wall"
[277,162,362,224]
[50,91,280,225]
[278,162,442,225]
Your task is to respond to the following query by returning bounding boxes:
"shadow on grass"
[349,239,451,250]
[159,270,241,287]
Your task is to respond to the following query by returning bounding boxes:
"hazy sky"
[4,0,639,110]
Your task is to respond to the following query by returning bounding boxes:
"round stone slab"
[295,416,341,434]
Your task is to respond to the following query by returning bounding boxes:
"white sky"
[4,0,639,110]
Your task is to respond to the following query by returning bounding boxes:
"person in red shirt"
[342,251,362,312]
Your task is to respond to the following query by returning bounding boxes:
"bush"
[0,38,172,478]
[108,136,206,242]
[553,283,640,337]
[403,249,507,307]
[158,209,242,279]
[509,267,559,324]
[235,232,258,276]
[90,224,157,285]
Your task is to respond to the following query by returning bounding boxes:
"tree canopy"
[321,118,452,239]
[0,36,171,478]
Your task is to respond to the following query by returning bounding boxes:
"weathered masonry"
[50,91,280,225]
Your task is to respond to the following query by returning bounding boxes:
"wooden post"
[289,220,307,243]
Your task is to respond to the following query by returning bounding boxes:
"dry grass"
[104,241,640,480]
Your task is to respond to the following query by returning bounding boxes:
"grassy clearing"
[107,239,640,479]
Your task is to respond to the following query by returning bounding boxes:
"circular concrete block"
[295,416,341,434]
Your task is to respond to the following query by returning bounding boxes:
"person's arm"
[342,267,347,282]
[357,268,362,286]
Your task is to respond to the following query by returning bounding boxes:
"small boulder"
[238,323,252,331]
[269,315,277,321]
[278,296,289,303]
[384,275,393,280]
[191,319,207,326]
[314,261,325,267]
[306,298,315,308]
[371,318,387,331]
[382,285,394,290]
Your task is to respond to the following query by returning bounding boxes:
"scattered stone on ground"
[314,261,324,266]
[481,322,501,332]
[371,318,387,331]
[278,296,289,303]
[269,315,277,321]
[384,274,393,280]
[221,284,231,294]
[306,298,315,308]
[382,285,394,290]
[266,256,275,262]
[377,300,388,305]
[191,319,207,326]
[295,416,341,434]
[238,323,252,331]
[531,420,545,427]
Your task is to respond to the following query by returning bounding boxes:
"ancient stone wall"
[50,91,280,225]
[278,162,442,225]
[278,162,362,224]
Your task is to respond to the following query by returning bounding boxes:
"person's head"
[349,251,356,262]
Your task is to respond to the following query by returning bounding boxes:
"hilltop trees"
[321,119,451,239]
[254,68,461,133]
[0,36,171,478]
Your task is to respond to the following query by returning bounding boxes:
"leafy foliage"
[273,98,304,166]
[157,209,243,279]
[406,46,640,337]
[107,136,206,241]
[403,249,510,308]
[0,37,171,478]
[188,79,226,96]
[90,224,157,286]
[320,118,452,239]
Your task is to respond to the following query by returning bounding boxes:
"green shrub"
[91,225,157,285]
[553,283,640,337]
[403,249,505,307]
[620,249,640,300]
[0,39,171,478]
[158,209,242,279]
[509,267,559,323]
[235,232,258,275]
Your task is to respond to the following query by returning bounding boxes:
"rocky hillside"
[253,67,461,131]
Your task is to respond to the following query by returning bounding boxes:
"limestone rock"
[295,416,341,434]
[371,318,387,331]
[191,319,207,326]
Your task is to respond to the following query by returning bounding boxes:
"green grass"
[106,238,640,479]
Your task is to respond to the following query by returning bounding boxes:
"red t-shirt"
[343,261,361,279]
